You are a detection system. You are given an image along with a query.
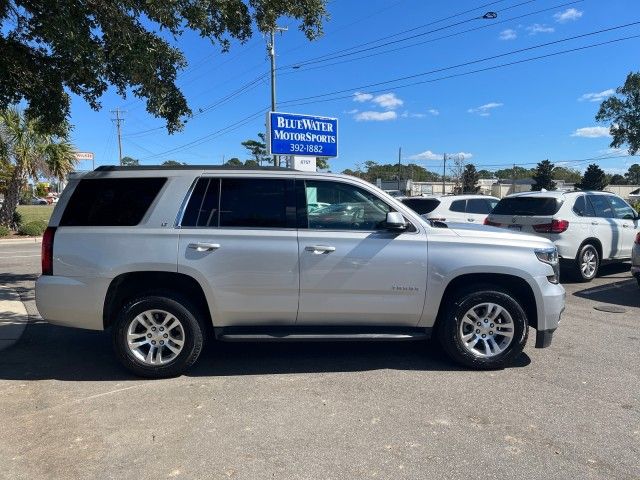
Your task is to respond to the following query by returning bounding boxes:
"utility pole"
[511,162,516,194]
[397,147,402,191]
[442,153,447,195]
[268,26,287,167]
[111,107,125,165]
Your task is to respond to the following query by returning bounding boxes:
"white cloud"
[499,29,517,40]
[571,126,611,138]
[527,23,554,35]
[579,89,614,102]
[372,92,403,109]
[354,111,397,122]
[408,150,473,161]
[344,109,359,114]
[554,8,583,23]
[409,150,441,161]
[400,111,427,119]
[468,102,503,116]
[427,108,440,116]
[353,92,373,103]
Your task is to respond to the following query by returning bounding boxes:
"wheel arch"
[103,271,212,331]
[578,238,603,261]
[434,273,538,331]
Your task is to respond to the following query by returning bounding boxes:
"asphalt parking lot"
[0,241,638,480]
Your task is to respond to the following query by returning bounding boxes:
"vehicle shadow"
[573,277,639,308]
[0,322,531,381]
[561,262,632,285]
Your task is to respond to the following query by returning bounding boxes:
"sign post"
[266,112,338,170]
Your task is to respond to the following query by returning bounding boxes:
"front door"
[296,179,428,326]
[606,194,639,258]
[177,176,299,326]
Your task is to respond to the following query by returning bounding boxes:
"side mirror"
[385,211,407,230]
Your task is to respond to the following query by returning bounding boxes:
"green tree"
[35,182,48,197]
[532,160,556,191]
[0,108,76,227]
[317,157,330,170]
[477,169,495,179]
[121,156,139,166]
[241,133,269,165]
[461,164,480,193]
[494,166,534,180]
[596,72,640,155]
[578,164,607,191]
[552,166,582,183]
[609,174,626,185]
[244,159,259,168]
[0,1,328,135]
[225,157,243,167]
[625,164,640,184]
[161,160,186,166]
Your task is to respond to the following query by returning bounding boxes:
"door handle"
[467,218,474,222]
[622,224,629,228]
[591,221,599,226]
[305,245,336,254]
[188,242,220,252]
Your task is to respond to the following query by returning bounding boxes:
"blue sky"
[69,0,640,175]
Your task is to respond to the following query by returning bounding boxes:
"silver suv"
[36,167,565,377]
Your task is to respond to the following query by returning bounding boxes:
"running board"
[214,326,432,343]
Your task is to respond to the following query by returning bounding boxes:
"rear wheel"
[574,244,599,282]
[112,295,204,378]
[438,288,528,370]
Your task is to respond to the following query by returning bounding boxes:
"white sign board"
[74,151,94,161]
[293,156,316,172]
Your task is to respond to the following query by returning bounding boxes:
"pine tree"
[532,160,556,191]
[461,164,480,193]
[578,164,607,191]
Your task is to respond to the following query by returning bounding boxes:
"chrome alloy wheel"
[458,303,515,358]
[126,309,185,365]
[581,249,597,278]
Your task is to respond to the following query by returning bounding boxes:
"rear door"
[447,199,467,222]
[177,176,299,326]
[606,195,638,258]
[586,194,616,259]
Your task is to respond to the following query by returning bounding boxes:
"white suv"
[486,191,640,281]
[401,195,499,224]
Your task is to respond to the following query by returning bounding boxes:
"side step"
[214,326,432,343]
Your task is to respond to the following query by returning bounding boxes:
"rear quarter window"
[60,177,166,226]
[492,197,562,216]
[401,198,440,215]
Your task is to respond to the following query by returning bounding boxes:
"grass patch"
[16,205,55,225]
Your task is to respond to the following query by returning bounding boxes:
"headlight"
[535,247,560,284]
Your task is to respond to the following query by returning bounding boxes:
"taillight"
[41,226,56,275]
[533,219,569,234]
[635,232,640,245]
[484,218,502,227]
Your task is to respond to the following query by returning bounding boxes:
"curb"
[0,286,29,351]
[0,236,42,246]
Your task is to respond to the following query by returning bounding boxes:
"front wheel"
[112,295,204,378]
[438,288,529,369]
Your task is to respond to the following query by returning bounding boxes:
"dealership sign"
[267,112,338,157]
[73,151,94,161]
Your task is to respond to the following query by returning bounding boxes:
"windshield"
[492,197,562,216]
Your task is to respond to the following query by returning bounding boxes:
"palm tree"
[0,108,77,228]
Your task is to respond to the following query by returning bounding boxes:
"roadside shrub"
[18,220,47,236]
[0,225,10,237]
[12,210,23,229]
[631,200,640,212]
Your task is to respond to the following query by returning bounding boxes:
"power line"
[285,0,583,73]
[279,28,640,108]
[280,0,519,70]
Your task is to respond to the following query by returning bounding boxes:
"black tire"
[573,243,599,282]
[112,295,204,378]
[437,287,529,370]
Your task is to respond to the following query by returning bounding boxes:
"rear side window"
[401,198,440,215]
[572,195,595,217]
[466,199,493,214]
[450,200,466,212]
[60,178,166,226]
[181,178,294,228]
[492,197,561,216]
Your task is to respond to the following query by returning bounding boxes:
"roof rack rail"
[93,165,294,172]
